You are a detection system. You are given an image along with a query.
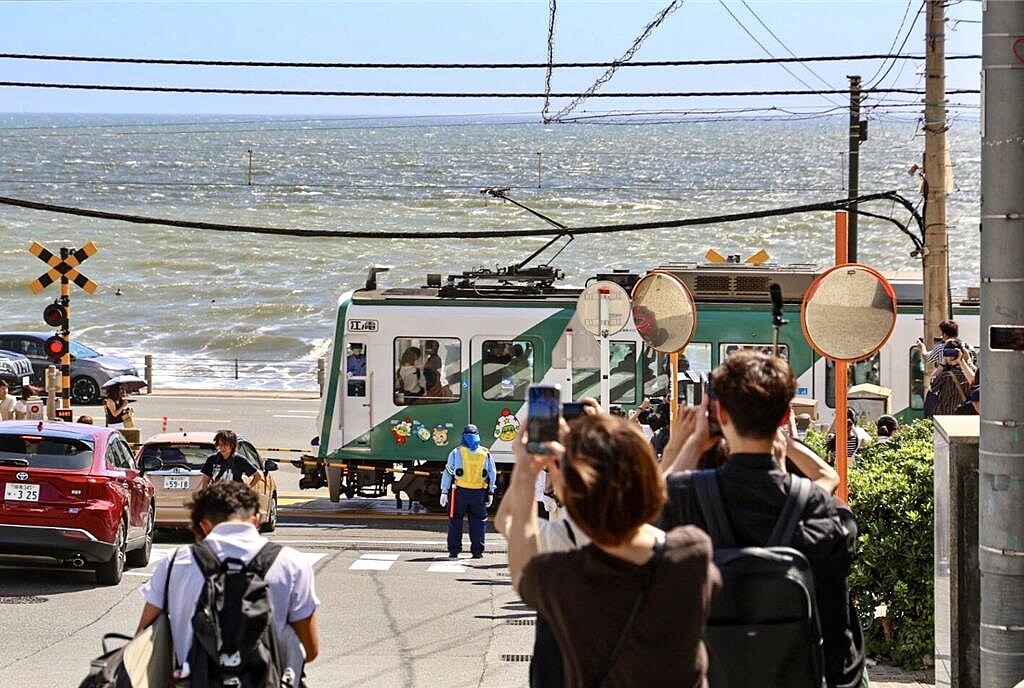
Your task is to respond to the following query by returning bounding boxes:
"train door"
[341,338,371,449]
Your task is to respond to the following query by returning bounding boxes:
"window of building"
[482,340,533,401]
[394,338,462,405]
[825,354,881,408]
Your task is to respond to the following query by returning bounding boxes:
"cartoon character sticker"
[494,408,520,442]
[432,423,453,447]
[390,418,413,445]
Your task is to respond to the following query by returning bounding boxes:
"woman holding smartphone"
[503,414,720,688]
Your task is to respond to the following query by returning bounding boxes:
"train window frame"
[481,339,535,402]
[824,353,882,408]
[574,340,638,405]
[642,343,712,401]
[393,337,462,406]
[719,343,790,363]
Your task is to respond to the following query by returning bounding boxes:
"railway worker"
[346,342,366,376]
[199,429,265,490]
[440,424,497,559]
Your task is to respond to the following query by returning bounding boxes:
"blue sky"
[0,1,982,117]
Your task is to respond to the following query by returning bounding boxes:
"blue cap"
[463,424,479,435]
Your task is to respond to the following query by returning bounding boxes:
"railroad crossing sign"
[29,241,98,294]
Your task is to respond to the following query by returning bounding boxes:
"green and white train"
[301,262,978,510]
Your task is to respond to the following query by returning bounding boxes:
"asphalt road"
[0,522,529,688]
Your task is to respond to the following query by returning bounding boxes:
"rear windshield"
[140,443,213,471]
[0,434,94,470]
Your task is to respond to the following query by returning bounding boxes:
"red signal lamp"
[45,335,68,362]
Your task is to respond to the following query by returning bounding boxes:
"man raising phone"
[440,424,496,559]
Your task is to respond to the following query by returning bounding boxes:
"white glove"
[485,494,494,508]
[439,493,448,508]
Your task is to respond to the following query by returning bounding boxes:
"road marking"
[349,552,399,571]
[427,555,467,573]
[127,546,327,579]
[135,417,232,423]
[279,497,314,507]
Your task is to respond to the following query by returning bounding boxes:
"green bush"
[846,420,935,668]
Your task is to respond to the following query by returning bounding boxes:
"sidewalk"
[869,663,934,687]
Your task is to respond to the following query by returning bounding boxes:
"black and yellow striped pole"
[58,248,71,412]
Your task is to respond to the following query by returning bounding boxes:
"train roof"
[353,263,978,309]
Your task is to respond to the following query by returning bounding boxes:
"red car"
[0,420,155,585]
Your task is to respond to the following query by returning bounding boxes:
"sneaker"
[471,553,483,559]
[448,552,459,559]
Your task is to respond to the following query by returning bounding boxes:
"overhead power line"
[0,191,920,248]
[0,81,980,97]
[0,52,980,68]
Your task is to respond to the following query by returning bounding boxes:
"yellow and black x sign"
[28,241,98,294]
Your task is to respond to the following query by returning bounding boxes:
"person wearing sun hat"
[440,424,497,559]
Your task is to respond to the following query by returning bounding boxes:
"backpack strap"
[692,469,737,548]
[766,476,813,547]
[190,540,222,577]
[563,520,577,546]
[247,541,283,578]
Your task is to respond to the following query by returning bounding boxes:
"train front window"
[393,337,462,405]
[482,340,534,401]
[574,342,637,404]
[825,354,881,408]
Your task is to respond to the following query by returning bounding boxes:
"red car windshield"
[0,434,94,470]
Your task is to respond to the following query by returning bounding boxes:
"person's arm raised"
[661,397,718,476]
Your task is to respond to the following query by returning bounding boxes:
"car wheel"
[127,507,154,567]
[260,493,278,533]
[72,376,101,405]
[96,520,127,586]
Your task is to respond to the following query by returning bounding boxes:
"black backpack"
[187,540,291,688]
[692,470,825,688]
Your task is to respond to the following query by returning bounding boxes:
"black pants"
[530,614,564,688]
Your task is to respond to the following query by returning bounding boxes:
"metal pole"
[536,152,542,189]
[847,75,862,262]
[247,147,253,186]
[979,0,1024,683]
[834,211,849,503]
[922,0,950,343]
[598,288,611,410]
[59,247,71,411]
[144,354,153,393]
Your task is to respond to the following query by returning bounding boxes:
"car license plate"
[4,483,40,501]
[21,375,30,387]
[163,476,191,490]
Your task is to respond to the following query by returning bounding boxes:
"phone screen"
[528,385,561,452]
[562,402,585,422]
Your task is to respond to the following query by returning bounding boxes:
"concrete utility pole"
[979,1,1024,684]
[922,0,950,342]
[847,75,865,262]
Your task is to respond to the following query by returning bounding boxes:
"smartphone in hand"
[527,384,561,454]
[562,402,585,422]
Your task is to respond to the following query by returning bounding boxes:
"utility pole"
[979,0,1024,684]
[846,75,865,262]
[922,0,949,342]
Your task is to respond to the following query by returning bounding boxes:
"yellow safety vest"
[456,446,489,489]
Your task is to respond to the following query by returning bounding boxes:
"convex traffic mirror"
[801,264,898,361]
[630,271,697,353]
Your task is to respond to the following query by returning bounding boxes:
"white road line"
[427,556,467,573]
[350,559,395,571]
[272,414,317,419]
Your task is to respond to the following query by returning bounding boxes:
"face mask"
[463,433,481,450]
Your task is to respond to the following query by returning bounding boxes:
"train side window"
[909,347,925,410]
[825,354,881,408]
[642,343,712,401]
[719,343,789,362]
[393,337,462,405]
[346,342,367,398]
[574,341,637,404]
[482,340,533,401]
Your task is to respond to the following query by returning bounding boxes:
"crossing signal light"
[43,303,67,329]
[45,335,68,362]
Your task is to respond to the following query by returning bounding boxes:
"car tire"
[260,493,278,533]
[127,507,154,567]
[96,520,127,586]
[72,376,101,405]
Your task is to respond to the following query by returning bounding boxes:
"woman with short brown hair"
[504,414,720,688]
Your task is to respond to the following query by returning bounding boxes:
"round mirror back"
[801,264,898,361]
[629,271,697,353]
[576,280,632,337]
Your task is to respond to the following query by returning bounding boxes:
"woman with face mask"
[439,424,497,559]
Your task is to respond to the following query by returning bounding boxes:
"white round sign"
[576,280,632,336]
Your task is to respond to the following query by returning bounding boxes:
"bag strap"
[190,540,222,577]
[162,549,177,614]
[247,541,283,578]
[594,536,666,688]
[692,469,737,548]
[563,520,577,547]
[766,476,813,547]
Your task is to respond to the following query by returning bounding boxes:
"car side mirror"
[140,456,162,474]
[264,459,279,473]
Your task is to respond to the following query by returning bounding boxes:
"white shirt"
[141,521,320,677]
[536,513,591,553]
[0,394,15,421]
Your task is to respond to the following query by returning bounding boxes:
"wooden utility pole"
[922,0,949,341]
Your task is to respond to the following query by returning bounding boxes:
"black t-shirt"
[658,453,865,688]
[201,452,257,482]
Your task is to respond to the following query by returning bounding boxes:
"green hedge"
[807,421,935,669]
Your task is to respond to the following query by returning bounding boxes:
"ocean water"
[0,114,981,390]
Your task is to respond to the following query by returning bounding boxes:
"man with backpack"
[659,350,865,688]
[137,481,320,686]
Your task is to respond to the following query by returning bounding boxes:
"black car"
[0,350,33,394]
[0,334,137,404]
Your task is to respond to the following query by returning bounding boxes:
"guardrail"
[142,354,327,395]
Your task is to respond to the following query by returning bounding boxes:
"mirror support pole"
[834,211,850,502]
[669,353,679,425]
[599,289,611,411]
[564,328,573,399]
